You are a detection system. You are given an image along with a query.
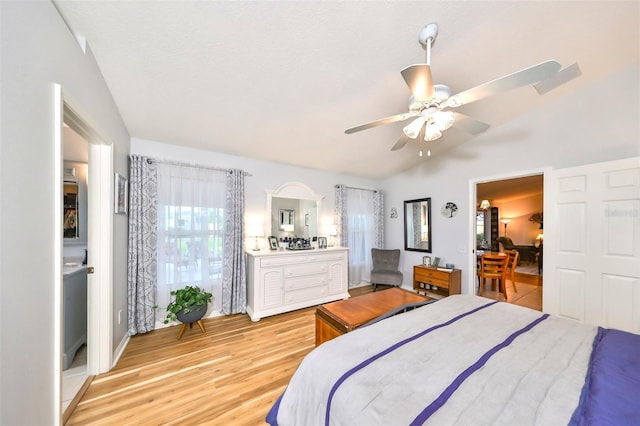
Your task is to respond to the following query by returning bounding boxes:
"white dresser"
[246,247,349,321]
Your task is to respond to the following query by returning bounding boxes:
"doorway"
[57,92,114,422]
[472,172,544,311]
[62,119,89,413]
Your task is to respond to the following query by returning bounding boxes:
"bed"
[267,295,639,425]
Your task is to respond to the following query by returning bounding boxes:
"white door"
[544,157,640,333]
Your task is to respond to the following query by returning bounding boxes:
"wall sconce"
[479,199,491,210]
[500,219,511,237]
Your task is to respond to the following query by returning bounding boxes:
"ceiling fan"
[345,23,562,155]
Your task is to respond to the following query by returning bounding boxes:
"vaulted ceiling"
[54,1,639,179]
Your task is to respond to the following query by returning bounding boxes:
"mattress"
[267,295,639,425]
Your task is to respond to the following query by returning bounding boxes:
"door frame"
[56,85,113,420]
[467,167,549,296]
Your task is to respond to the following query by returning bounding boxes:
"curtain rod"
[335,184,378,193]
[146,158,252,176]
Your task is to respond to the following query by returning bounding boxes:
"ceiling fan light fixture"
[424,121,442,141]
[433,111,455,131]
[403,116,425,139]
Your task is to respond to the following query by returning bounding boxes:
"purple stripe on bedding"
[569,327,640,426]
[409,313,550,425]
[265,392,284,426]
[324,300,498,426]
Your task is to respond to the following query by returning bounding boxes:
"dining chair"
[504,249,520,293]
[477,253,508,300]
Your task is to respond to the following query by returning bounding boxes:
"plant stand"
[177,320,206,339]
[175,305,207,339]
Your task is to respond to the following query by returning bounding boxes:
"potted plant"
[163,285,213,324]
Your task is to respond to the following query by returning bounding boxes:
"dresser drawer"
[284,285,329,305]
[414,268,450,288]
[284,262,328,278]
[260,254,306,267]
[284,274,328,291]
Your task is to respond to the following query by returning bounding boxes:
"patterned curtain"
[334,185,347,247]
[127,155,158,335]
[373,190,384,248]
[222,169,246,314]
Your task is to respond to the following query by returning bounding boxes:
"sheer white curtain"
[155,163,225,326]
[345,187,377,285]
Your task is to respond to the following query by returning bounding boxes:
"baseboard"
[349,282,372,289]
[112,333,130,368]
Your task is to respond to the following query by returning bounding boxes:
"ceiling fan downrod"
[418,23,438,65]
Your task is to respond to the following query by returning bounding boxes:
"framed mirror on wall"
[266,182,323,240]
[404,197,432,252]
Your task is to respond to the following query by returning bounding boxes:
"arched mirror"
[404,197,432,252]
[266,182,323,240]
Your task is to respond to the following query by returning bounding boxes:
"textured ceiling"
[54,1,639,179]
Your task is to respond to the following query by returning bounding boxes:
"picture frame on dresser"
[422,255,431,266]
[318,237,327,249]
[268,236,279,250]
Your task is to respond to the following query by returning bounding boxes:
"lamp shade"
[403,116,425,139]
[432,111,455,131]
[248,224,264,237]
[479,199,491,210]
[424,120,442,141]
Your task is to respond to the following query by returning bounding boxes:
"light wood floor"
[66,282,540,425]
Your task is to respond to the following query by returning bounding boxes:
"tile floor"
[477,273,542,311]
[62,345,87,413]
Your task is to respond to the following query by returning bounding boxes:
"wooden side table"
[413,265,461,298]
[315,288,431,346]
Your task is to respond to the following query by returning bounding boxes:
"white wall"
[0,2,130,424]
[382,61,640,294]
[131,138,381,241]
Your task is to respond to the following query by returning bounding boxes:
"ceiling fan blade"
[400,64,435,101]
[390,133,410,151]
[534,62,582,95]
[452,113,490,135]
[443,60,562,108]
[344,112,417,134]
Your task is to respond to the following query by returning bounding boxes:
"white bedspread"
[273,295,597,426]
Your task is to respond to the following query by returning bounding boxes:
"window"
[155,164,226,325]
